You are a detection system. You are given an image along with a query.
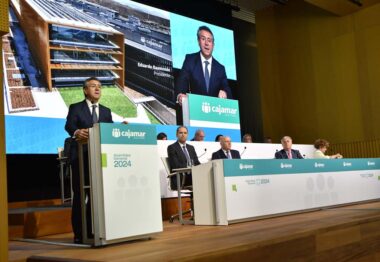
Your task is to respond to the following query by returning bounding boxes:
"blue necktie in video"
[204,60,210,93]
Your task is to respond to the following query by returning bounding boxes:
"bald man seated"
[275,136,303,159]
[212,136,241,160]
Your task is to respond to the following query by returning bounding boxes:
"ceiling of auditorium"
[236,0,275,12]
[235,0,380,15]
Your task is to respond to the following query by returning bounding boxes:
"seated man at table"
[275,136,303,159]
[191,129,205,141]
[212,136,241,160]
[167,126,200,189]
[242,133,253,143]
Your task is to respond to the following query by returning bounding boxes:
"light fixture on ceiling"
[269,0,288,5]
[348,0,363,7]
[216,0,241,11]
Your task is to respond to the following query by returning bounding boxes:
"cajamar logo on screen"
[202,102,211,113]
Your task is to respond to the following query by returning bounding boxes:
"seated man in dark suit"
[65,77,113,244]
[275,136,304,159]
[212,136,241,160]
[176,25,232,106]
[167,126,201,189]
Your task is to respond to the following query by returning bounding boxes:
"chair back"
[161,157,190,191]
[161,157,177,191]
[63,137,73,161]
[161,157,172,177]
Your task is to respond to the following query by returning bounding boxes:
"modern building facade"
[12,0,125,90]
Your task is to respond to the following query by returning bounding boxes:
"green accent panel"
[101,153,107,168]
[223,158,380,177]
[100,123,157,145]
[188,94,240,124]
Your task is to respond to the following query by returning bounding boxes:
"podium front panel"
[93,123,163,243]
[183,94,240,130]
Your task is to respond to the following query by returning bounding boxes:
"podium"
[79,123,163,246]
[182,93,240,130]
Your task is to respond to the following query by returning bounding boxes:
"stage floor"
[9,201,380,262]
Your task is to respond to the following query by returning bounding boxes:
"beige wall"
[256,0,380,144]
[0,0,9,260]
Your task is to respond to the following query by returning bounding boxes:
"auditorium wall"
[0,0,9,261]
[256,0,380,144]
[232,18,263,142]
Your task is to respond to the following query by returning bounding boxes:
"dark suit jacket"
[65,100,113,163]
[167,141,201,190]
[167,141,201,171]
[211,149,241,160]
[175,52,232,99]
[275,149,303,159]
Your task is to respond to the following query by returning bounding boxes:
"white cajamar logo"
[112,129,146,139]
[239,163,254,170]
[314,162,325,168]
[202,102,211,113]
[343,162,352,167]
[280,163,292,168]
[201,103,238,116]
[112,128,121,138]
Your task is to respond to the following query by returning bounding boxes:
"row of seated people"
[275,136,343,159]
[165,126,344,223]
[165,127,343,174]
[167,126,240,170]
[158,129,267,143]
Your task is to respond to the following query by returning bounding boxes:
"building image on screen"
[61,0,176,125]
[2,0,237,154]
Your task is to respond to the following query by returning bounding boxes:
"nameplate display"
[223,159,380,177]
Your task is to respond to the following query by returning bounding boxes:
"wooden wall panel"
[256,0,380,144]
[0,49,9,262]
[305,0,380,16]
[0,2,9,262]
[330,139,380,158]
[256,8,284,142]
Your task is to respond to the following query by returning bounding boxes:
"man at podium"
[176,25,232,106]
[65,77,113,244]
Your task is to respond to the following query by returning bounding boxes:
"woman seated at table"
[313,139,343,159]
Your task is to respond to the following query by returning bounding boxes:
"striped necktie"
[287,150,292,159]
[182,145,191,166]
[226,150,232,159]
[92,104,98,124]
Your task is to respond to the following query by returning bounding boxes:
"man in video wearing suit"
[212,136,241,160]
[65,77,113,244]
[175,25,232,106]
[167,126,201,189]
[275,136,304,159]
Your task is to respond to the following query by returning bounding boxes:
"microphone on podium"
[240,146,247,157]
[197,148,207,158]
